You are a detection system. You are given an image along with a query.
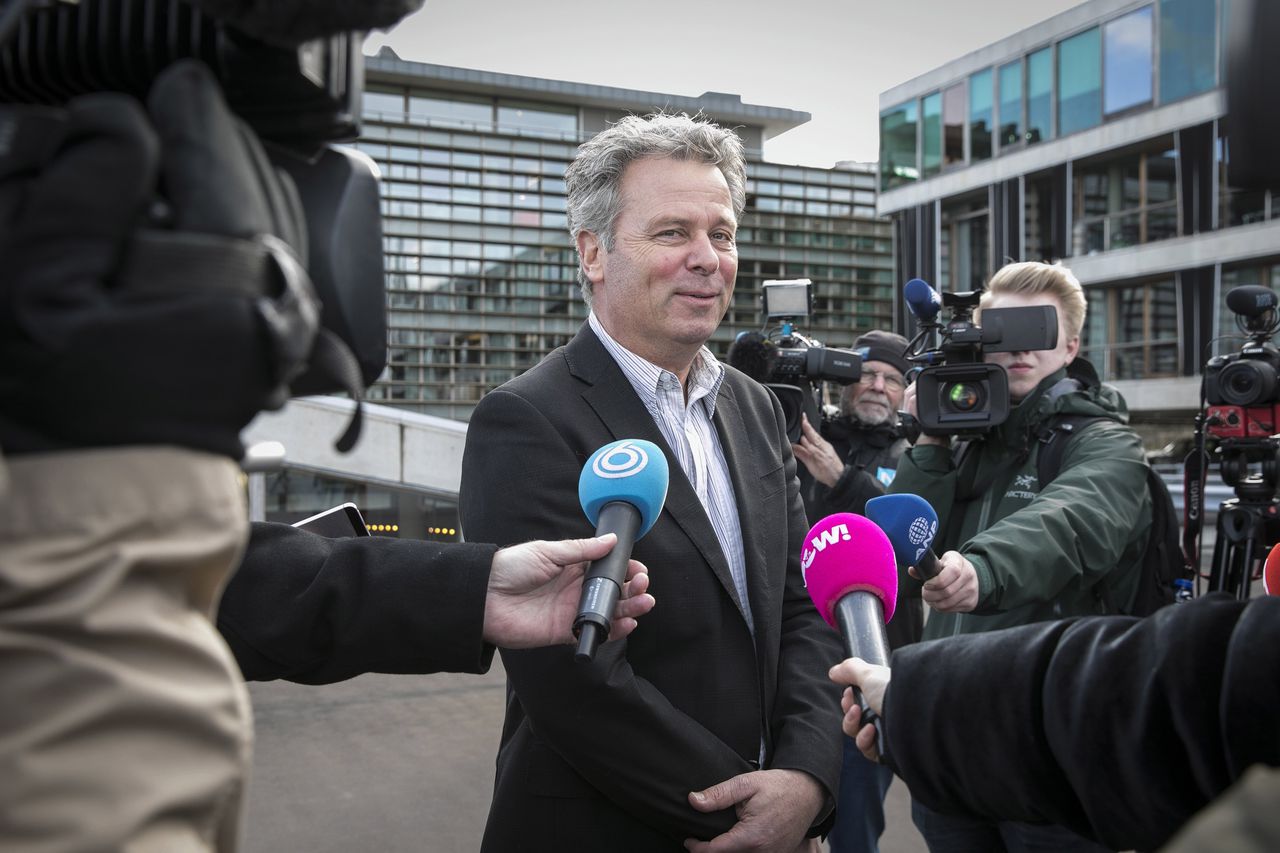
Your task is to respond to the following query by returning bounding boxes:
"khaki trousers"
[0,448,253,852]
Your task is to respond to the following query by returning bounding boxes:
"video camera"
[1205,285,1280,439]
[727,279,862,443]
[0,0,387,401]
[903,277,1058,436]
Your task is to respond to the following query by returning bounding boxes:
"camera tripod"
[1206,438,1280,599]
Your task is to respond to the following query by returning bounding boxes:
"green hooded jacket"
[890,362,1151,640]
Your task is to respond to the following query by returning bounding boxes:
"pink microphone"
[803,512,898,662]
[803,513,899,743]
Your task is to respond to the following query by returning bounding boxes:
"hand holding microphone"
[573,439,669,662]
[802,512,898,755]
[828,657,891,762]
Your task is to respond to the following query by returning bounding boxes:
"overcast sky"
[365,0,1085,168]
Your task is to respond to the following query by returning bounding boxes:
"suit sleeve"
[216,522,498,684]
[459,388,753,842]
[883,594,1280,853]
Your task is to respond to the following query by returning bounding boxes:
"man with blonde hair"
[893,260,1151,852]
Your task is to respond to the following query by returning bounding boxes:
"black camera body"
[728,279,861,443]
[1206,285,1280,439]
[905,283,1058,436]
[0,0,387,393]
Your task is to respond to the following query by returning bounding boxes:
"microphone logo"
[801,547,816,573]
[592,441,650,479]
[908,516,937,562]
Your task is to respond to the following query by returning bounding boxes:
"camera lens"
[1219,360,1278,406]
[943,381,985,413]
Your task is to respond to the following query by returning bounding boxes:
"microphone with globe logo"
[865,493,941,580]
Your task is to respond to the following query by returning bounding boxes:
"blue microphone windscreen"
[579,439,670,539]
[865,493,939,567]
[904,278,941,320]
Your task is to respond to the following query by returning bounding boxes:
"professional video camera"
[727,278,862,443]
[0,0,391,447]
[902,277,1058,436]
[1205,285,1280,440]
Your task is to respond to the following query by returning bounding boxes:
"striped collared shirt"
[589,312,751,625]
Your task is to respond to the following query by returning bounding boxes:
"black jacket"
[881,594,1280,852]
[459,325,844,851]
[217,522,499,684]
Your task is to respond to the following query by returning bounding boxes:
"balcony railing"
[1074,199,1180,255]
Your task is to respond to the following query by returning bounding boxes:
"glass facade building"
[356,51,892,422]
[876,0,1280,433]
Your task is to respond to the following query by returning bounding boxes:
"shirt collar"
[588,312,725,414]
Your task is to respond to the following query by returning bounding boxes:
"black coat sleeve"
[216,522,498,684]
[882,594,1280,852]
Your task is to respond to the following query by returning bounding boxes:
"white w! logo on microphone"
[593,441,650,479]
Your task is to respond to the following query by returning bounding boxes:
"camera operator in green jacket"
[891,260,1152,853]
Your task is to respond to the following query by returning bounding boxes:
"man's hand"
[913,549,979,612]
[684,768,824,852]
[829,657,891,762]
[791,418,845,488]
[482,534,653,649]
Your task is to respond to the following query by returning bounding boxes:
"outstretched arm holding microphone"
[829,594,1280,853]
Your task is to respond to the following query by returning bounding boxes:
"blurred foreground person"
[832,594,1280,853]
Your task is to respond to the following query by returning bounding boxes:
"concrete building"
[877,0,1276,441]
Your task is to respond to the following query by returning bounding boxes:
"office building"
[877,0,1277,435]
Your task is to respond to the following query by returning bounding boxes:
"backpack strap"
[1032,414,1121,612]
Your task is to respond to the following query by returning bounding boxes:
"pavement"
[242,661,928,852]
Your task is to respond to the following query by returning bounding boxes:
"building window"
[922,92,943,178]
[496,102,578,138]
[1058,27,1102,136]
[998,59,1023,148]
[408,93,493,127]
[1085,279,1179,380]
[879,101,919,189]
[1218,135,1272,227]
[364,89,406,120]
[1104,6,1154,116]
[970,68,994,162]
[940,195,990,293]
[943,84,966,167]
[1160,0,1218,103]
[1073,143,1178,254]
[1027,47,1054,144]
[1025,171,1067,263]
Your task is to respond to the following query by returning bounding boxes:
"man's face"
[983,291,1080,401]
[578,157,738,377]
[841,359,906,426]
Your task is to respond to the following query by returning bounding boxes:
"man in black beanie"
[791,328,919,853]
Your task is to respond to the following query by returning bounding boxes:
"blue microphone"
[574,439,669,661]
[904,278,943,322]
[864,493,941,580]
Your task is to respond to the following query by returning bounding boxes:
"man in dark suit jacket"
[460,113,844,852]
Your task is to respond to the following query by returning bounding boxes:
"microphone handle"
[916,548,941,581]
[573,500,642,662]
[834,591,890,757]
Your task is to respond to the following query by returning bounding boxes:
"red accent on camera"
[1206,404,1280,438]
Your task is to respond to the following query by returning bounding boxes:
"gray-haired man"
[460,114,843,852]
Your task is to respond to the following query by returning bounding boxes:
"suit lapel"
[712,380,773,636]
[568,327,751,623]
